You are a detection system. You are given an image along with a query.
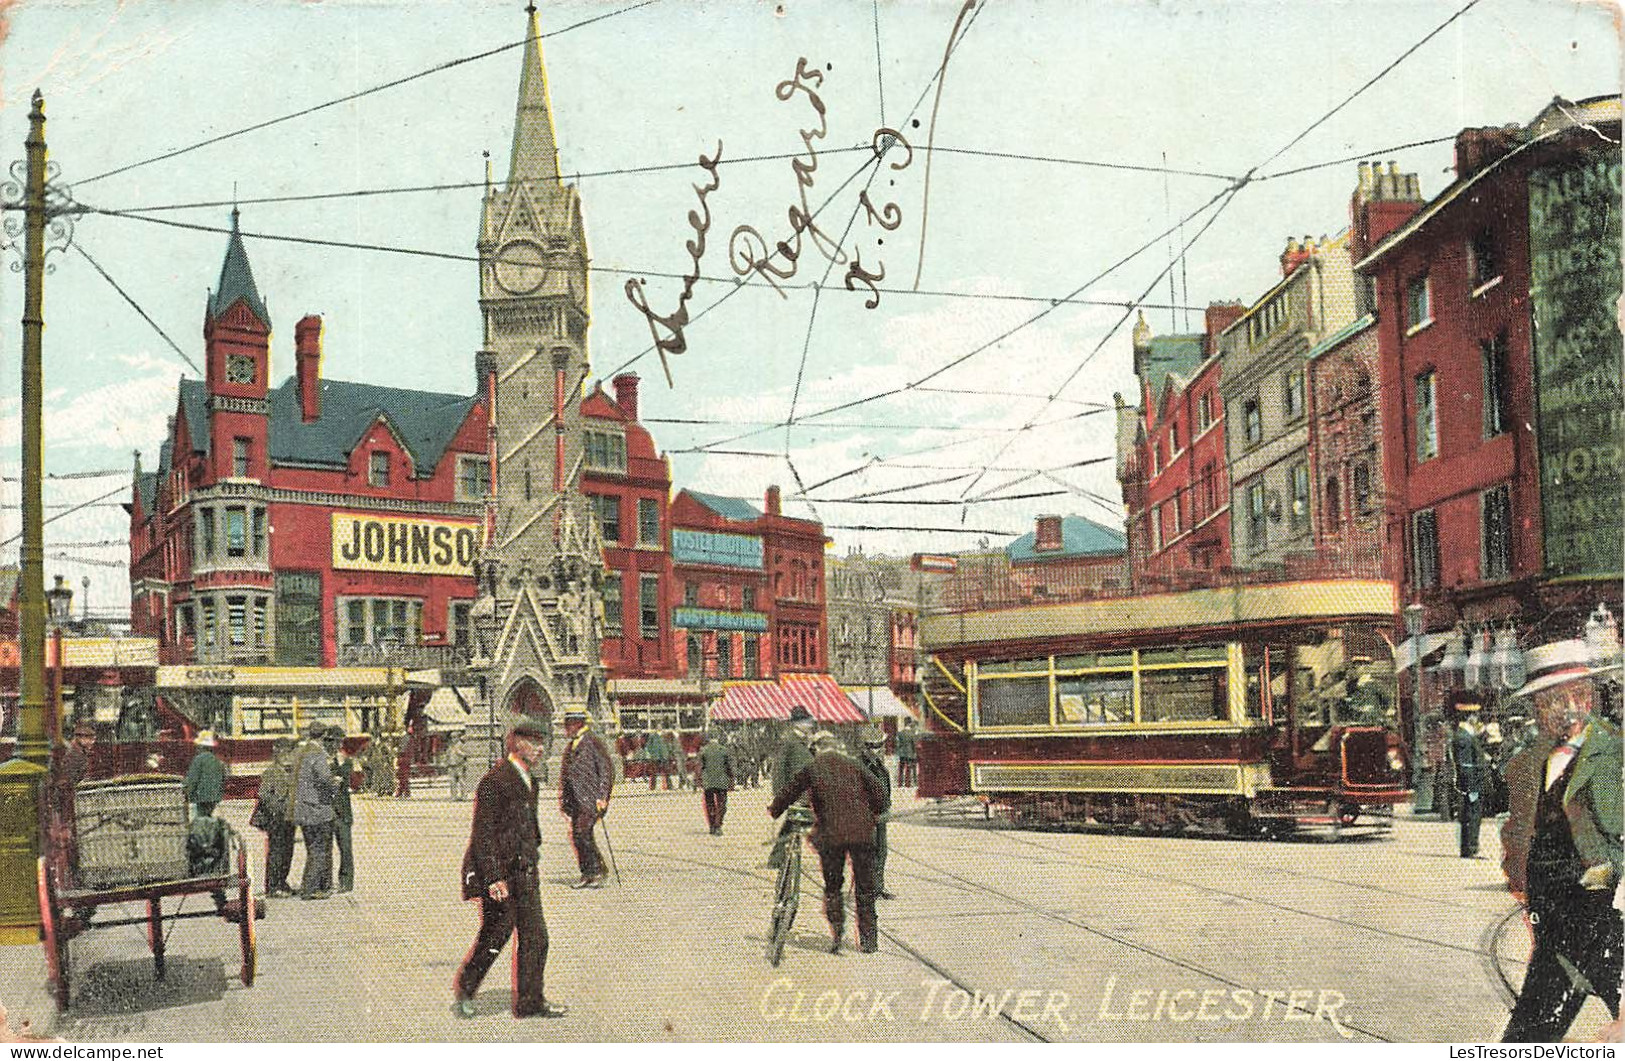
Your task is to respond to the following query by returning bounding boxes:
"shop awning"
[845,685,917,720]
[422,686,476,731]
[712,682,792,721]
[782,673,865,724]
[1394,633,1450,673]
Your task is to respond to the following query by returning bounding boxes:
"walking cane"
[597,811,622,885]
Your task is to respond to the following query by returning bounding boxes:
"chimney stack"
[1034,514,1064,553]
[1350,159,1426,258]
[765,485,781,517]
[295,315,323,423]
[474,350,497,401]
[1454,125,1524,180]
[1203,301,1247,354]
[613,373,641,421]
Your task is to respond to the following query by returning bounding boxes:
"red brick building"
[580,373,676,680]
[668,486,829,681]
[1124,304,1244,586]
[1358,97,1622,637]
[128,214,488,689]
[1305,316,1386,574]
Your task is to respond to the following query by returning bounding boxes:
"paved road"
[1,782,1613,1043]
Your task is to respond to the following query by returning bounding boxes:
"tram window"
[1140,669,1227,723]
[1244,643,1293,721]
[981,658,1048,675]
[977,677,1050,727]
[1056,674,1132,726]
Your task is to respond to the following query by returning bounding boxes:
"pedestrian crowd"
[247,722,357,900]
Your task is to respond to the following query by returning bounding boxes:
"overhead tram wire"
[950,0,1487,503]
[75,0,661,188]
[0,484,131,549]
[681,182,1236,457]
[73,243,203,375]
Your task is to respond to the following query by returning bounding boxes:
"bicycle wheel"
[766,844,800,966]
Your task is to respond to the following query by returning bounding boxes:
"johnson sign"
[331,514,479,576]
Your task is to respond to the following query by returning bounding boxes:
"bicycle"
[765,806,816,967]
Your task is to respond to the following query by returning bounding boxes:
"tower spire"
[509,3,561,188]
[210,208,268,324]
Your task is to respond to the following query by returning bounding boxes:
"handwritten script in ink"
[625,58,914,384]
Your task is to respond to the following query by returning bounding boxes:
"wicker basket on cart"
[73,777,190,889]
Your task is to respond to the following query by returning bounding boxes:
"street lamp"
[1403,602,1426,811]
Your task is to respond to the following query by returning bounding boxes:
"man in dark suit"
[768,731,890,954]
[323,727,357,893]
[858,730,896,899]
[288,721,336,901]
[697,731,737,835]
[1500,639,1622,1043]
[1451,700,1487,858]
[559,711,613,889]
[455,719,566,1021]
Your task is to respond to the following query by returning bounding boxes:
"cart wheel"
[236,842,257,987]
[36,857,69,1011]
[147,898,166,981]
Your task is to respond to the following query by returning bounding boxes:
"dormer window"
[226,355,256,385]
[369,451,391,487]
[585,429,627,473]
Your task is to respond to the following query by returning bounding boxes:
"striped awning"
[782,673,865,724]
[712,682,792,721]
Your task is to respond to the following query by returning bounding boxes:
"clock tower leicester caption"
[473,6,605,729]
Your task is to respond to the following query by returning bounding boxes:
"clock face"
[494,240,547,294]
[226,355,256,385]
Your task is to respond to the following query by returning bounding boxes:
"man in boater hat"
[1500,638,1622,1042]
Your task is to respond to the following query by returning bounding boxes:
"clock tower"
[473,4,606,734]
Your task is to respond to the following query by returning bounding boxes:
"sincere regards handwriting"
[624,57,914,385]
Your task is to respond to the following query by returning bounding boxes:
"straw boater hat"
[1512,638,1625,699]
[194,729,217,747]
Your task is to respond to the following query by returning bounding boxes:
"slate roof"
[685,491,762,523]
[1143,333,1206,384]
[209,209,269,323]
[173,375,475,478]
[135,472,159,514]
[1006,515,1127,563]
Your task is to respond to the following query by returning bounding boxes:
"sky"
[0,0,1617,619]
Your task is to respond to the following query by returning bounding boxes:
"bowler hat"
[194,729,218,747]
[510,718,549,740]
[1513,638,1624,699]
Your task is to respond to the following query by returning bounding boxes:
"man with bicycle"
[768,730,890,954]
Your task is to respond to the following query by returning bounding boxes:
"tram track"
[561,834,1050,1042]
[961,826,1522,964]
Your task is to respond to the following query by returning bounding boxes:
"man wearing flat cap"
[288,720,337,900]
[455,719,565,1020]
[1500,638,1623,1042]
[559,711,612,888]
[768,707,818,868]
[858,729,896,899]
[769,730,889,953]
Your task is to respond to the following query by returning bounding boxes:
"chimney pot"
[1035,514,1064,552]
[613,373,641,421]
[295,315,323,423]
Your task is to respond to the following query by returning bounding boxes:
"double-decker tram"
[915,579,1411,837]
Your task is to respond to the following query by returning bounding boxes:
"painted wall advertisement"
[330,513,479,576]
[1528,149,1625,577]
